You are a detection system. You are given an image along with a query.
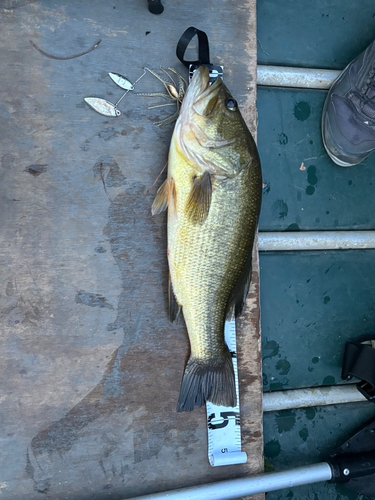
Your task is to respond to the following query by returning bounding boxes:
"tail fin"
[177,347,236,412]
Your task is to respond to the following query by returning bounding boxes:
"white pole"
[126,463,333,500]
[257,65,340,89]
[263,385,365,412]
[259,231,375,251]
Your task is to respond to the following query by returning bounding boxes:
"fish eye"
[226,98,238,111]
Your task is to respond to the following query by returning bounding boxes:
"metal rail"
[257,65,341,89]
[126,463,333,500]
[263,385,365,412]
[258,231,375,251]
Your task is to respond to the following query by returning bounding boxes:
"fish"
[152,66,262,412]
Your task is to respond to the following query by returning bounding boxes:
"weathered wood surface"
[0,1,263,499]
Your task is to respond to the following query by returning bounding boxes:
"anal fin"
[226,248,253,319]
[169,276,181,322]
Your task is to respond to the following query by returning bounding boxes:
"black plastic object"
[176,26,210,68]
[147,0,164,14]
[328,418,375,496]
[176,27,223,84]
[342,334,375,401]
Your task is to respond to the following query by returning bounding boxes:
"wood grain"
[0,1,263,498]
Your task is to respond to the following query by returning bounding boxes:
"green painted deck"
[258,1,375,498]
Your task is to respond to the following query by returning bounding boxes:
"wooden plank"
[0,1,263,498]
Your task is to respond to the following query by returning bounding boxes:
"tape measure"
[206,319,248,467]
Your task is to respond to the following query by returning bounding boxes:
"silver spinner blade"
[108,72,134,91]
[84,97,121,117]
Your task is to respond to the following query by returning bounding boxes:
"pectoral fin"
[186,171,212,224]
[151,179,169,215]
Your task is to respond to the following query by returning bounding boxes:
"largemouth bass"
[152,67,262,412]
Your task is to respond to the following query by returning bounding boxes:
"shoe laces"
[351,68,375,115]
[359,67,375,100]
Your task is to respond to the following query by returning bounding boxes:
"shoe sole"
[321,132,355,166]
[322,115,371,166]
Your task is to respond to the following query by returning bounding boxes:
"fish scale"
[169,158,259,361]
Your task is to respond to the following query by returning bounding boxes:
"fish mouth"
[191,67,223,116]
[179,66,223,117]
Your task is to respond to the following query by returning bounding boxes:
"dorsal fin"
[185,171,212,224]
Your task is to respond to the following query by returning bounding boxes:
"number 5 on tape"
[206,319,248,467]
